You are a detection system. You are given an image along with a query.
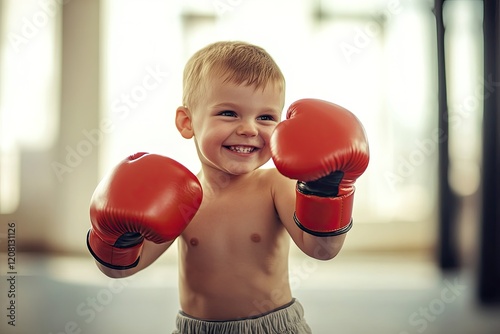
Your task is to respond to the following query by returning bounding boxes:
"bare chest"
[178,186,288,265]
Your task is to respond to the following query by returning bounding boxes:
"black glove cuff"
[293,213,353,237]
[114,232,144,248]
[297,171,344,197]
[86,230,141,270]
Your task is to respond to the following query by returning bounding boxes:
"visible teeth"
[229,146,255,153]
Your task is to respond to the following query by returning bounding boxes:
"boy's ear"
[175,106,194,139]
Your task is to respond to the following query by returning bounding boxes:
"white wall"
[0,0,484,255]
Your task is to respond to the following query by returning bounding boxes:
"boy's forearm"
[95,239,174,278]
[96,261,138,278]
[301,233,346,261]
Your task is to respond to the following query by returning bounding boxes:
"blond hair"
[182,41,285,108]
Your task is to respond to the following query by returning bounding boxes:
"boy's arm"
[87,152,202,278]
[272,170,346,260]
[270,99,369,259]
[95,240,174,278]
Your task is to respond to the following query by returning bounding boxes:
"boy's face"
[180,75,284,176]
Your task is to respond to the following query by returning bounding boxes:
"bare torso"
[178,168,293,320]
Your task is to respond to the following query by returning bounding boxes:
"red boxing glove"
[271,99,369,236]
[87,152,203,270]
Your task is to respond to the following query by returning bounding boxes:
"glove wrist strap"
[87,229,143,270]
[294,186,355,236]
[294,215,353,237]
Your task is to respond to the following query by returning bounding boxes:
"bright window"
[0,0,59,213]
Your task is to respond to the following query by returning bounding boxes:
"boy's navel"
[250,233,261,243]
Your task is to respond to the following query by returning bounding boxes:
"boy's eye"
[218,110,237,117]
[257,115,276,121]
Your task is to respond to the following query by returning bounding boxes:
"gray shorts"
[172,298,312,334]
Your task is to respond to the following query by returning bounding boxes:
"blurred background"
[0,0,499,333]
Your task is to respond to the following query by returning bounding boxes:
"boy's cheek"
[265,127,278,140]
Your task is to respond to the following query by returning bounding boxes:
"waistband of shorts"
[179,298,297,322]
[174,298,311,334]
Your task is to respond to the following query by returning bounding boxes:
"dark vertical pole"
[434,0,459,270]
[479,0,500,305]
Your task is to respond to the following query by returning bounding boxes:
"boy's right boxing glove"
[87,152,203,270]
[271,99,369,237]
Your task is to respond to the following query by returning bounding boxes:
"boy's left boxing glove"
[87,152,203,270]
[271,99,369,236]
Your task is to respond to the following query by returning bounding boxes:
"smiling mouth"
[225,145,257,154]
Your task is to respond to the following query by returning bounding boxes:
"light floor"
[1,252,499,334]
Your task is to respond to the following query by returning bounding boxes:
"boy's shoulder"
[255,167,295,190]
[255,167,280,180]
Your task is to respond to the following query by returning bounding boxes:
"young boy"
[87,41,369,333]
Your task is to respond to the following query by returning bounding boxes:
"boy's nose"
[236,121,258,137]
